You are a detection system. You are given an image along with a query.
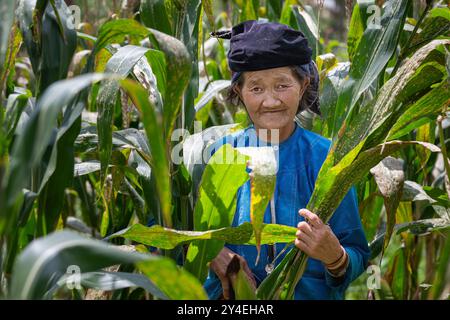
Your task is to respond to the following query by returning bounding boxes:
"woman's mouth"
[262,109,286,114]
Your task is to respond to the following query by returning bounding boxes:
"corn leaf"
[109,222,297,250]
[237,147,277,264]
[10,230,148,299]
[148,29,191,140]
[292,5,321,60]
[53,271,168,300]
[408,7,450,56]
[140,0,172,35]
[0,25,22,96]
[10,230,206,300]
[120,80,172,228]
[0,0,15,72]
[17,0,77,96]
[388,80,450,139]
[184,144,249,282]
[137,258,207,300]
[97,45,151,182]
[332,0,409,137]
[347,1,376,62]
[0,73,110,235]
[370,157,405,259]
[227,255,257,300]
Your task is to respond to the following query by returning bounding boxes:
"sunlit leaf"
[184,144,249,282]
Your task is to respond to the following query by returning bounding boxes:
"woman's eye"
[251,87,262,93]
[277,84,289,89]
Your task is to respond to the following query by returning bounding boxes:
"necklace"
[265,197,277,274]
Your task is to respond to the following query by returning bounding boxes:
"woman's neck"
[255,121,296,144]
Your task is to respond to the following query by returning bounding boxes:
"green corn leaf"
[3,90,31,143]
[52,271,168,300]
[85,19,150,74]
[137,258,207,300]
[184,144,249,283]
[388,80,450,140]
[194,80,231,113]
[140,0,173,35]
[120,79,172,228]
[97,45,151,182]
[279,0,297,28]
[165,0,202,131]
[17,0,77,96]
[240,0,257,21]
[0,73,111,235]
[369,157,405,259]
[237,147,277,264]
[148,28,191,140]
[10,229,206,300]
[408,7,450,56]
[10,230,149,299]
[227,255,257,300]
[430,229,450,299]
[37,115,81,234]
[319,62,350,137]
[266,0,282,21]
[92,19,150,58]
[347,1,376,62]
[332,0,409,137]
[0,24,22,97]
[108,222,297,250]
[202,0,215,28]
[0,0,15,73]
[369,218,450,260]
[292,5,321,60]
[333,39,449,166]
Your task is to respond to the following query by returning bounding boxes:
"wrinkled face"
[235,67,308,138]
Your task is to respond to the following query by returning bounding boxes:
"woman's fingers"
[210,247,256,299]
[299,209,323,228]
[220,276,231,300]
[297,221,314,236]
[295,237,309,253]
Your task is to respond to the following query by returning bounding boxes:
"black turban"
[212,20,312,73]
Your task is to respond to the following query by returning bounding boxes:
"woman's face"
[235,66,308,140]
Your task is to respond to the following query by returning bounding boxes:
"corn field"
[0,0,449,301]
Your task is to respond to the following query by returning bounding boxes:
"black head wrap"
[226,20,312,72]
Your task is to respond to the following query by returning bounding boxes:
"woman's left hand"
[294,209,343,265]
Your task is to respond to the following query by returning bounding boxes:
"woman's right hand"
[210,247,256,299]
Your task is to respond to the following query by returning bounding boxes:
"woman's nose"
[262,91,282,108]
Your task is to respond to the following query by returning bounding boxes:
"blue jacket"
[204,124,370,300]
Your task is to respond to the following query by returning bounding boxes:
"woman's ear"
[233,85,244,103]
[299,77,310,96]
[233,85,242,97]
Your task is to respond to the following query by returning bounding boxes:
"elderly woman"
[204,20,370,300]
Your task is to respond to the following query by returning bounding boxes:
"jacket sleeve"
[324,186,371,297]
